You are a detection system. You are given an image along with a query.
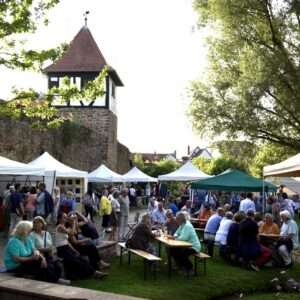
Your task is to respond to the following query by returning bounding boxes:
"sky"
[0,0,209,158]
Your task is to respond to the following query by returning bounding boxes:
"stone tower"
[42,26,124,172]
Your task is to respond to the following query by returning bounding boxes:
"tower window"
[49,77,59,89]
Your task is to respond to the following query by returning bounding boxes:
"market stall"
[28,152,87,198]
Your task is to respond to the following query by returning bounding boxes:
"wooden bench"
[118,242,161,280]
[193,252,210,276]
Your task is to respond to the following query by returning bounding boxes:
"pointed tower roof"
[43,26,123,86]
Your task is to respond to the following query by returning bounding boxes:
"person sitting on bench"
[4,221,59,283]
[30,216,62,280]
[55,212,107,280]
[169,212,201,274]
[67,212,109,270]
[126,213,157,254]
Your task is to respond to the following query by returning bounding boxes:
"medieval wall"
[117,142,131,173]
[0,107,131,173]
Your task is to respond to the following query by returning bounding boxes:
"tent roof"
[191,169,277,192]
[43,26,123,86]
[28,152,87,178]
[0,155,44,176]
[123,167,157,183]
[88,164,123,183]
[158,161,211,182]
[267,177,300,195]
[263,153,300,177]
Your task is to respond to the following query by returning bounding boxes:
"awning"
[123,166,157,183]
[263,153,300,177]
[191,169,277,192]
[28,152,87,178]
[0,155,44,176]
[88,164,123,183]
[158,161,211,182]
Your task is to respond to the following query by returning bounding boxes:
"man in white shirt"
[239,192,256,214]
[277,210,299,267]
[281,193,295,218]
[152,202,167,227]
[129,185,137,207]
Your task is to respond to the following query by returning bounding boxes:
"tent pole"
[51,170,56,195]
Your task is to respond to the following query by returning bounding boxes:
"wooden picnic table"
[155,235,192,278]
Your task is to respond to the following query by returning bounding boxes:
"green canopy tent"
[191,169,277,192]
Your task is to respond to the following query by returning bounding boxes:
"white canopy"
[0,155,44,176]
[88,164,124,183]
[158,160,211,182]
[264,153,300,177]
[28,152,87,178]
[267,177,300,195]
[123,166,157,183]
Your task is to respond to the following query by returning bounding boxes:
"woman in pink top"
[25,186,37,220]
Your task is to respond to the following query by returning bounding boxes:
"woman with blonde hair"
[4,221,59,282]
[30,216,62,281]
[31,216,54,256]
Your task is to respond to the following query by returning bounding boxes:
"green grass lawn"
[75,252,300,300]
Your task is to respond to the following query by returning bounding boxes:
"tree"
[190,0,300,150]
[193,156,247,175]
[192,156,211,174]
[141,159,179,178]
[132,153,145,170]
[0,0,61,70]
[212,140,258,171]
[209,157,248,175]
[250,143,297,177]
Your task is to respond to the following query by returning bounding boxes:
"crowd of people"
[1,181,300,283]
[134,188,300,273]
[0,182,137,284]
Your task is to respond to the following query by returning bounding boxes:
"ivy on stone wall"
[60,120,92,147]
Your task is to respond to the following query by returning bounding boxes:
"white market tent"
[28,152,87,178]
[0,155,44,176]
[28,152,88,195]
[263,153,300,177]
[267,177,300,195]
[158,160,211,182]
[88,164,124,183]
[123,166,157,183]
[0,155,45,193]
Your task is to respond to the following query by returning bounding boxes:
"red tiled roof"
[43,26,123,86]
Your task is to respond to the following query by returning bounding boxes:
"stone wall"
[58,107,120,171]
[0,107,131,173]
[0,274,145,300]
[117,142,131,174]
